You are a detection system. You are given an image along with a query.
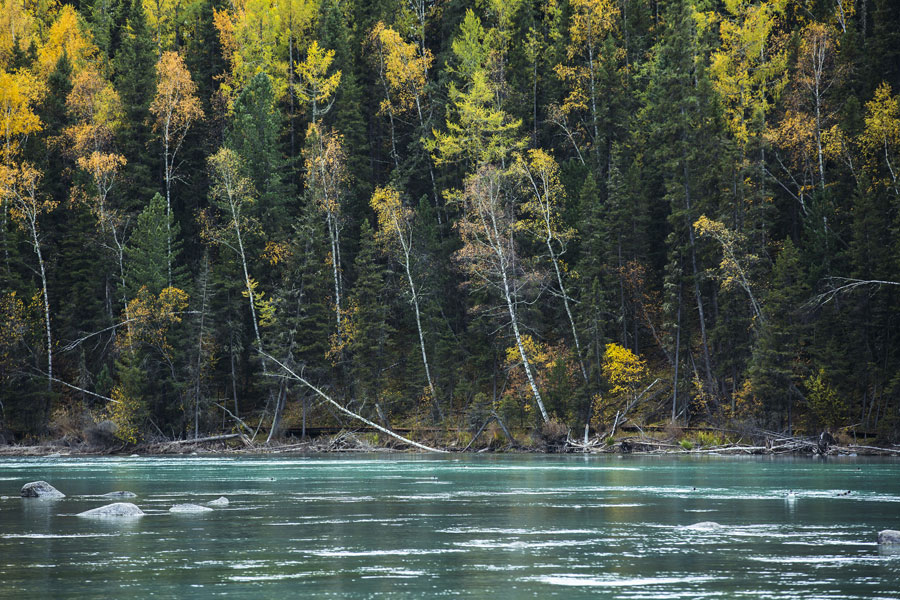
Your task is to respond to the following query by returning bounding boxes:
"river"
[1,454,898,598]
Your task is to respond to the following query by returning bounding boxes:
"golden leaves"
[601,342,647,397]
[120,285,189,358]
[2,163,57,227]
[151,51,204,138]
[294,40,341,119]
[0,67,45,161]
[370,184,412,255]
[242,277,276,327]
[304,123,347,215]
[861,82,900,159]
[37,5,98,74]
[710,0,788,143]
[370,22,432,115]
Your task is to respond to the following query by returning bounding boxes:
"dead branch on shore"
[259,350,447,453]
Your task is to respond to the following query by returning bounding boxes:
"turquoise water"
[0,454,898,599]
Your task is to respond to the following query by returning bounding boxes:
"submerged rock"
[169,503,213,513]
[684,521,720,530]
[207,496,229,507]
[101,491,137,498]
[878,530,900,545]
[21,481,65,498]
[78,503,144,518]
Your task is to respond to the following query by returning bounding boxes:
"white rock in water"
[169,503,213,513]
[684,521,720,530]
[20,481,65,498]
[878,530,900,545]
[207,496,229,507]
[77,502,144,518]
[101,491,137,498]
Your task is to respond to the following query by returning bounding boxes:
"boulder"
[684,521,720,530]
[20,481,65,498]
[101,491,137,498]
[77,503,144,518]
[207,496,229,507]
[878,530,900,545]
[169,503,213,513]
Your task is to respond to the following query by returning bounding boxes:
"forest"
[1,0,899,448]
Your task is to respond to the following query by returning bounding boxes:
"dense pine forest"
[1,0,899,447]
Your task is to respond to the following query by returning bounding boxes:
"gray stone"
[101,491,137,498]
[207,496,229,507]
[684,521,720,530]
[77,503,144,518]
[169,503,213,513]
[20,481,65,498]
[878,530,900,545]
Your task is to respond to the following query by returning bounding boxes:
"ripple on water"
[520,575,720,588]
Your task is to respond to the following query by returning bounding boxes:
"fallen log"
[166,434,245,445]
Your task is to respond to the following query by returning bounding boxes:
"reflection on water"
[0,454,898,599]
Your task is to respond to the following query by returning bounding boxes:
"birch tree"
[455,165,550,423]
[2,164,56,390]
[516,149,588,384]
[304,124,346,344]
[65,68,130,321]
[150,50,203,288]
[370,185,438,413]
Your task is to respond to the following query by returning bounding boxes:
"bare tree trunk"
[29,219,52,392]
[501,263,549,423]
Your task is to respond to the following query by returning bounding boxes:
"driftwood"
[166,433,250,446]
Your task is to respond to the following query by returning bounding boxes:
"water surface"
[1,454,898,598]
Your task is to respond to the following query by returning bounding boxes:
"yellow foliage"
[214,0,317,105]
[860,82,900,176]
[370,22,432,116]
[515,149,574,245]
[106,384,143,444]
[370,184,412,255]
[37,5,98,74]
[241,277,276,327]
[294,41,341,121]
[304,123,347,215]
[601,342,647,397]
[710,0,788,144]
[430,70,522,166]
[0,67,45,162]
[3,163,57,227]
[0,0,37,69]
[263,240,290,266]
[120,286,189,358]
[150,51,204,143]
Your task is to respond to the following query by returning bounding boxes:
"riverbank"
[1,431,899,457]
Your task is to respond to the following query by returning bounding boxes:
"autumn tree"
[150,50,203,287]
[554,0,619,162]
[2,164,56,390]
[431,10,522,169]
[455,165,549,423]
[860,81,900,198]
[304,124,346,342]
[371,184,437,413]
[516,149,587,384]
[294,40,340,127]
[66,68,129,306]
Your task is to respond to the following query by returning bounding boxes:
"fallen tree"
[259,351,446,453]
